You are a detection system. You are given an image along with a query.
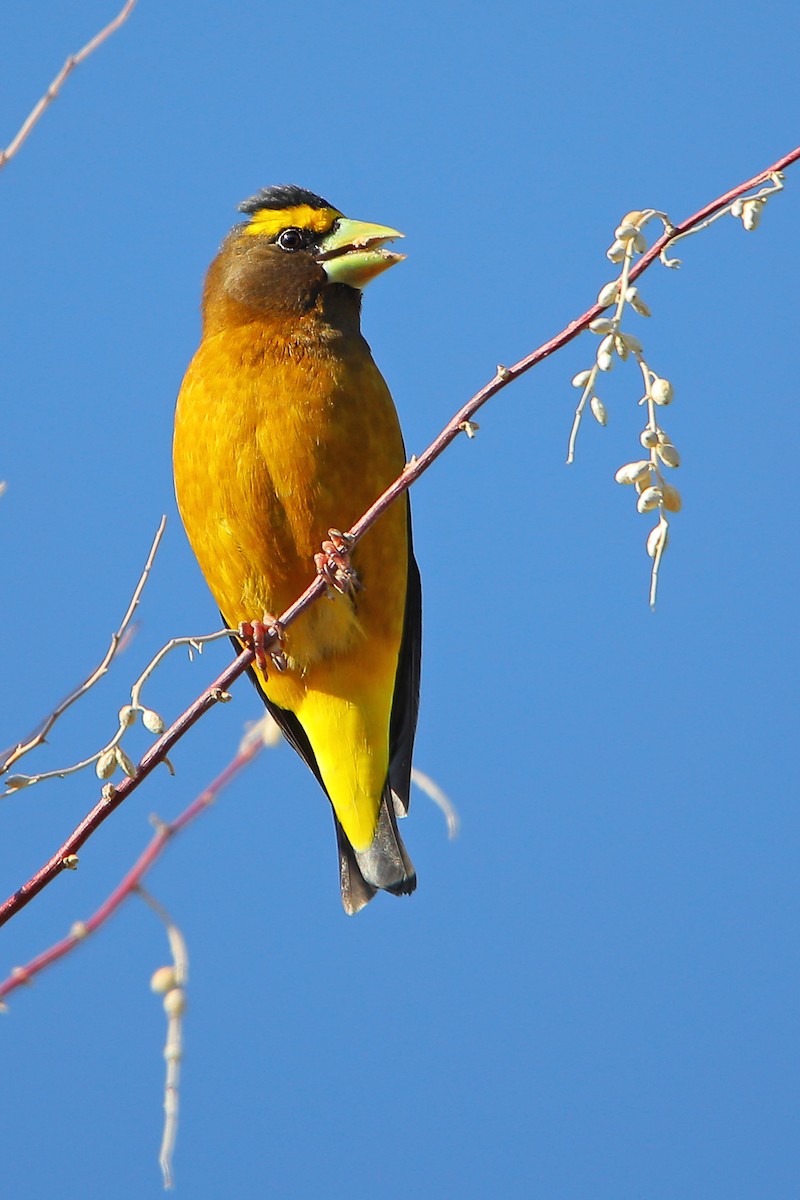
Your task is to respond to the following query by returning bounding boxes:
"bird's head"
[203,185,404,331]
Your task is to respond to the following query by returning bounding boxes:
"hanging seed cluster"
[566,173,784,607]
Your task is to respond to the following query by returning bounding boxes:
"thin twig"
[0,726,265,1004]
[2,145,798,929]
[1,516,167,777]
[138,888,188,1191]
[0,0,138,171]
[411,767,460,838]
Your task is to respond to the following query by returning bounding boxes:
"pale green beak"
[316,217,405,288]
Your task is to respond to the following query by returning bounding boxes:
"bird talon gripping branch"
[315,530,362,597]
[238,618,287,675]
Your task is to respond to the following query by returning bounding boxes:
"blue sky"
[2,2,799,1196]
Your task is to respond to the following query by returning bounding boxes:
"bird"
[173,185,421,914]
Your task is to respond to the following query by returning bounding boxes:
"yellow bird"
[173,185,420,913]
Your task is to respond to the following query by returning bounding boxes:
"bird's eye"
[277,227,306,252]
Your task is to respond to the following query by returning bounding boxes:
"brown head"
[200,184,404,336]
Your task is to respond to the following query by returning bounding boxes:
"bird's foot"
[314,529,361,597]
[238,616,287,675]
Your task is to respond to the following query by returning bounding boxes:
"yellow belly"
[173,320,409,849]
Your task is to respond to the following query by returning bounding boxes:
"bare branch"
[0,724,266,1003]
[2,145,799,929]
[1,516,167,779]
[140,888,189,1190]
[0,0,138,171]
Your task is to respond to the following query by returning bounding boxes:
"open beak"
[316,217,405,288]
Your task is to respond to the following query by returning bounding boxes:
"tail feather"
[335,789,416,915]
[336,820,378,915]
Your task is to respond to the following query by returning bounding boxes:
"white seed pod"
[4,774,32,790]
[742,198,762,231]
[637,486,663,513]
[630,293,651,317]
[596,350,614,372]
[114,746,137,778]
[651,376,673,406]
[571,368,593,388]
[646,521,669,558]
[618,332,643,354]
[141,707,165,735]
[640,428,659,449]
[731,197,745,218]
[96,749,117,780]
[597,281,619,307]
[662,484,682,512]
[163,987,187,1018]
[633,232,648,253]
[656,429,671,445]
[606,240,626,263]
[614,460,651,486]
[634,475,652,495]
[590,396,608,426]
[589,317,614,334]
[151,965,177,995]
[614,222,640,242]
[656,442,681,468]
[598,333,615,355]
[118,705,137,729]
[614,335,629,361]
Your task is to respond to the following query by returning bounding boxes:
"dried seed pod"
[661,484,682,512]
[636,486,663,513]
[634,475,652,495]
[141,707,165,735]
[114,746,137,778]
[597,350,614,372]
[640,428,659,449]
[614,335,629,361]
[597,281,619,307]
[731,197,745,217]
[620,209,644,227]
[96,749,117,780]
[589,317,614,334]
[590,396,608,426]
[742,199,762,231]
[656,429,671,445]
[118,705,137,729]
[164,988,187,1018]
[151,966,177,995]
[646,521,669,558]
[615,222,640,242]
[571,369,592,388]
[614,460,651,486]
[633,232,647,253]
[625,285,652,317]
[4,774,32,791]
[657,443,681,468]
[651,377,673,406]
[618,332,642,354]
[606,240,626,263]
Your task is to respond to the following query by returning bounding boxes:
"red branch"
[0,732,264,1002]
[2,143,798,930]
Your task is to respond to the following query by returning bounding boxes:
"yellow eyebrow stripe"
[243,204,342,238]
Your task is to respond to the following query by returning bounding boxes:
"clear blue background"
[2,2,798,1196]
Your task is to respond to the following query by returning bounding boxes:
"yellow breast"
[173,316,408,675]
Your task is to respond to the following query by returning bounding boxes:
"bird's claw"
[315,529,361,597]
[238,617,288,675]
